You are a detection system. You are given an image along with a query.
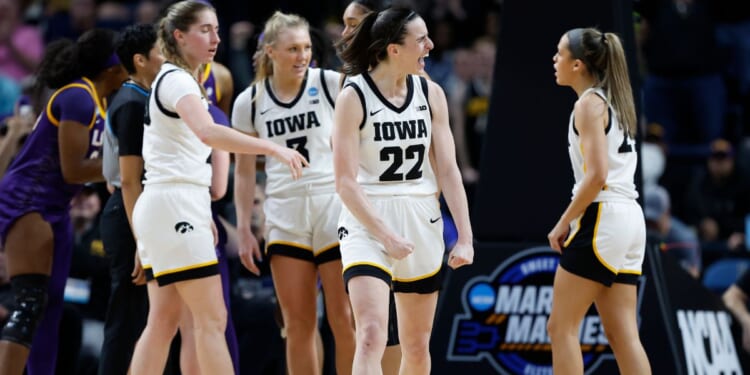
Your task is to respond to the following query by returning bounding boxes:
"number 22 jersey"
[344,73,437,197]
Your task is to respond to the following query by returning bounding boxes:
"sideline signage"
[431,243,750,374]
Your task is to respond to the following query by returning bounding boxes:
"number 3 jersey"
[568,87,638,202]
[232,68,339,196]
[345,73,437,197]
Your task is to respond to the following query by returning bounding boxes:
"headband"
[101,53,121,69]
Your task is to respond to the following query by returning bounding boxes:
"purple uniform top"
[0,77,105,215]
[200,63,220,106]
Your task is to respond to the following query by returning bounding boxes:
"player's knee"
[1,274,49,347]
[356,320,387,350]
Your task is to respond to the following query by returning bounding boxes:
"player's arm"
[57,88,104,183]
[116,100,147,231]
[231,88,262,275]
[333,87,400,248]
[723,284,750,352]
[548,94,608,250]
[427,81,473,268]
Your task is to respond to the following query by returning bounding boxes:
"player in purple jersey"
[0,28,127,375]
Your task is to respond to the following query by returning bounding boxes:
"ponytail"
[35,39,78,90]
[601,33,636,137]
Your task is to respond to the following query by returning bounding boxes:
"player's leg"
[174,275,233,374]
[547,267,603,375]
[319,256,355,375]
[0,213,54,375]
[348,275,391,375]
[393,291,438,375]
[594,282,651,375]
[130,281,182,374]
[270,255,320,375]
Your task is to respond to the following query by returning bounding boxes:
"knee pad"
[1,274,49,347]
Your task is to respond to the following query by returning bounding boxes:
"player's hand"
[131,253,146,286]
[547,221,570,253]
[448,242,474,269]
[383,233,414,260]
[238,224,262,276]
[271,146,309,180]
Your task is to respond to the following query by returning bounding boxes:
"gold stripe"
[617,269,641,275]
[266,240,313,252]
[342,261,392,277]
[316,242,339,254]
[46,83,95,127]
[393,263,441,282]
[563,216,582,248]
[592,203,616,273]
[81,77,107,124]
[153,260,218,277]
[201,63,212,83]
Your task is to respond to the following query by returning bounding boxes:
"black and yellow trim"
[153,260,219,286]
[560,202,617,286]
[393,264,444,294]
[343,262,392,293]
[314,242,341,265]
[266,241,315,262]
[614,269,641,285]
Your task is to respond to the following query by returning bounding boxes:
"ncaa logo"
[447,247,631,374]
[308,87,319,96]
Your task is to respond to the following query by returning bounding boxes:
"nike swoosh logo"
[369,108,384,116]
[260,108,272,115]
[429,217,441,224]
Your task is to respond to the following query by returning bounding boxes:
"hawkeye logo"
[447,247,622,374]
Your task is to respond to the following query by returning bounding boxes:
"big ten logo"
[447,247,636,375]
[676,310,742,375]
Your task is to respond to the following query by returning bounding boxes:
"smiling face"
[552,34,577,86]
[391,16,433,74]
[175,9,220,70]
[267,26,311,80]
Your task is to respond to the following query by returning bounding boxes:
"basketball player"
[334,7,473,375]
[232,11,355,375]
[0,28,127,374]
[128,1,307,373]
[99,23,163,375]
[547,27,651,374]
[340,1,405,373]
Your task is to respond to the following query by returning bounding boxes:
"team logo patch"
[308,87,319,96]
[447,246,627,374]
[338,226,349,240]
[174,221,194,234]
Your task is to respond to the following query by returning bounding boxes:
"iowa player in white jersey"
[232,11,355,375]
[547,28,651,375]
[129,2,308,374]
[334,7,473,375]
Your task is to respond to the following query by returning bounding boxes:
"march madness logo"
[447,247,639,374]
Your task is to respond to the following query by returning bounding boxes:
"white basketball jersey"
[568,87,638,201]
[346,73,437,196]
[233,68,339,197]
[143,63,212,187]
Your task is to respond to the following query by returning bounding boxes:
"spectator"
[683,139,750,252]
[0,0,44,84]
[644,184,702,278]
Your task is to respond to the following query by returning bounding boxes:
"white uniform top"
[345,73,437,196]
[233,68,340,197]
[143,63,212,187]
[568,87,638,202]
